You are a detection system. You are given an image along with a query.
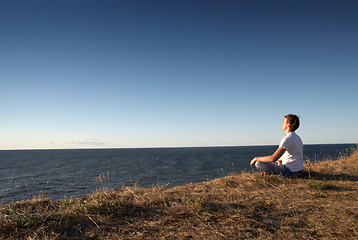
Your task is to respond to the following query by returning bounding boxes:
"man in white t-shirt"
[250,114,304,177]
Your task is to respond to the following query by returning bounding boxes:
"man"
[250,114,303,177]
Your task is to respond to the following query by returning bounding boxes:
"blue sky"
[1,0,357,149]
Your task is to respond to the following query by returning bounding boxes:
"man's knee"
[255,161,274,173]
[255,161,264,170]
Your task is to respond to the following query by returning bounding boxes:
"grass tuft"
[308,181,336,190]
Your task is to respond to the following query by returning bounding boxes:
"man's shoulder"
[280,134,291,148]
[281,132,302,145]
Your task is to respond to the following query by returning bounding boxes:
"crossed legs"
[254,161,302,177]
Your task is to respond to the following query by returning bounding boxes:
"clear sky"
[1,0,357,150]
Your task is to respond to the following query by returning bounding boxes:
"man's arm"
[250,147,286,167]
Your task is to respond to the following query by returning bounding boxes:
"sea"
[0,144,356,203]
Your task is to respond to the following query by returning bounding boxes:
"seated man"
[250,114,303,177]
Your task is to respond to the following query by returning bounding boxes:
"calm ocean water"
[0,144,355,203]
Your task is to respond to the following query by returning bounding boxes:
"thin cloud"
[65,138,105,146]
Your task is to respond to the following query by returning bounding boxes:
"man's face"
[282,118,288,131]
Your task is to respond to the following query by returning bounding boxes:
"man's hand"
[250,158,258,168]
[277,160,283,166]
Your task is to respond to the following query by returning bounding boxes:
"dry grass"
[1,148,357,239]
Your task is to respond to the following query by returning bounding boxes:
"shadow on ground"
[302,170,358,181]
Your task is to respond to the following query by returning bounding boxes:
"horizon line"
[0,142,356,151]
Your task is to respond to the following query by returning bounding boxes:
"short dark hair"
[285,114,300,131]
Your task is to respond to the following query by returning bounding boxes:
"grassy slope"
[0,148,357,239]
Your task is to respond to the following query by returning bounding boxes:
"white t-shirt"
[279,132,303,172]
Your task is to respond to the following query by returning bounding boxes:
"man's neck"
[285,129,294,135]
